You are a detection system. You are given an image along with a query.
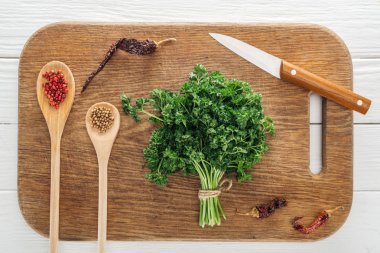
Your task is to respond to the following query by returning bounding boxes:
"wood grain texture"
[7,124,378,191]
[280,60,370,114]
[0,124,17,190]
[85,102,121,253]
[0,0,378,252]
[0,59,18,124]
[36,61,76,253]
[3,191,380,253]
[3,58,380,125]
[18,23,353,241]
[353,59,380,123]
[1,0,380,58]
[2,58,377,192]
[4,123,373,193]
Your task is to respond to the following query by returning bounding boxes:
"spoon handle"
[98,159,108,253]
[50,137,61,253]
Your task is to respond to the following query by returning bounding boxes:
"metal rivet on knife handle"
[280,60,371,115]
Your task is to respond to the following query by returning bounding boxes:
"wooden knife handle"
[280,60,371,114]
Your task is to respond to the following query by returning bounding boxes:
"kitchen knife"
[209,33,371,114]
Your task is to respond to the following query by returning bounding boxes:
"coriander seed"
[90,106,114,133]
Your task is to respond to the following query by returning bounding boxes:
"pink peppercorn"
[42,70,69,109]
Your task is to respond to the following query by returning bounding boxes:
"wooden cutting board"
[18,23,352,241]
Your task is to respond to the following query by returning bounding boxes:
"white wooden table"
[1,1,379,252]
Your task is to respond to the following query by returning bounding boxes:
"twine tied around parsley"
[198,178,233,200]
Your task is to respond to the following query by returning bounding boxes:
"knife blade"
[209,33,371,115]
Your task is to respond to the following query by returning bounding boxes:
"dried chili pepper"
[292,206,343,234]
[81,37,176,94]
[236,197,287,219]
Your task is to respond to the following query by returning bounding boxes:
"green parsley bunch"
[121,64,274,227]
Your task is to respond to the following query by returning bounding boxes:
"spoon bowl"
[37,61,75,134]
[85,102,121,148]
[36,61,75,253]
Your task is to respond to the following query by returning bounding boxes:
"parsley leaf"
[121,64,274,227]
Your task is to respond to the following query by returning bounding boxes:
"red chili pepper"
[292,206,343,234]
[81,37,176,94]
[236,197,287,219]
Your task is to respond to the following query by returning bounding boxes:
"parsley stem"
[140,109,163,122]
[192,159,225,227]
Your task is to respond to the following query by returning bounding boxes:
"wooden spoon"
[36,61,75,253]
[85,102,120,253]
